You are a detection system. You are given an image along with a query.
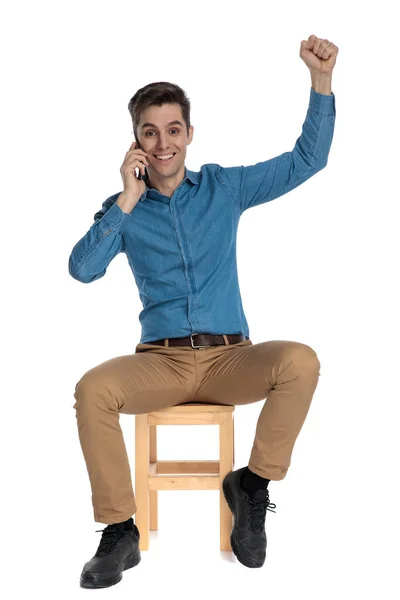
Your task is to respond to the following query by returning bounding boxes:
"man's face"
[137,103,194,181]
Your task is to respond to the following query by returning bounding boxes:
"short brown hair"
[128,82,191,142]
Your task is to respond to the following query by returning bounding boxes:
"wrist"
[310,73,332,96]
[116,191,141,214]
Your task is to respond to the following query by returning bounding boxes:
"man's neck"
[146,166,186,198]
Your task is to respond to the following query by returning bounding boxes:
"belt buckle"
[190,333,209,349]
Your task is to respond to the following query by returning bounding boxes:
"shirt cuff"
[102,199,132,230]
[309,86,336,116]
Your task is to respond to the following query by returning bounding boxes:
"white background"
[2,0,399,598]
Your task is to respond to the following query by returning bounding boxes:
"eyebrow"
[141,120,184,129]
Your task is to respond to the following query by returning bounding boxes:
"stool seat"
[135,402,235,551]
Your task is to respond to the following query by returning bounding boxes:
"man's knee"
[287,342,321,371]
[73,371,113,411]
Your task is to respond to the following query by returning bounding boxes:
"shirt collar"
[139,166,199,201]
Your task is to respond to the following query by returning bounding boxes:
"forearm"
[68,202,126,283]
[310,73,332,96]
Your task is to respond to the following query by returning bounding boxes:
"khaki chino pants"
[73,337,321,524]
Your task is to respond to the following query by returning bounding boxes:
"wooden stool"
[134,402,235,551]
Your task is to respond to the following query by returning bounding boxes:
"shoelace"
[94,524,127,556]
[247,494,277,533]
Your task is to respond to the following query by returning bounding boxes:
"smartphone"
[134,136,146,181]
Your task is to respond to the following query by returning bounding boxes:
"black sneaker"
[223,467,276,568]
[80,519,141,588]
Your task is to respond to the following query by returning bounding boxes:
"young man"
[69,36,338,587]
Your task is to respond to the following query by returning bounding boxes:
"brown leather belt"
[144,333,247,348]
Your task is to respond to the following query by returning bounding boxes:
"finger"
[313,38,322,55]
[127,142,148,156]
[300,39,312,52]
[133,155,149,166]
[125,149,149,163]
[322,42,335,58]
[131,158,148,172]
[129,141,147,155]
[122,158,146,173]
[132,149,149,159]
[318,40,330,58]
[133,159,146,177]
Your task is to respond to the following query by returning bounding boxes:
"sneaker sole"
[80,548,141,588]
[222,472,264,569]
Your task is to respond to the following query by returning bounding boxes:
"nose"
[155,133,170,150]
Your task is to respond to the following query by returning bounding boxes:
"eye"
[145,129,180,137]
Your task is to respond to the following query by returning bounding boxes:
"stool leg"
[219,413,234,551]
[149,424,158,531]
[135,414,150,551]
[233,414,235,467]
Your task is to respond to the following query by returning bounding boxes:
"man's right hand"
[117,141,149,212]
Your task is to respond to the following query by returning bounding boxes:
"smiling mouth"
[154,153,176,164]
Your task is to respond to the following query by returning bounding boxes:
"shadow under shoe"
[80,520,141,588]
[222,466,276,568]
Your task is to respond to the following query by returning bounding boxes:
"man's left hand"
[300,35,339,76]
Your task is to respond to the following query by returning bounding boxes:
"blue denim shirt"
[69,87,336,344]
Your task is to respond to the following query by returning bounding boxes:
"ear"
[187,125,194,145]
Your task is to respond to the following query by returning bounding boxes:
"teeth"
[156,154,174,160]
